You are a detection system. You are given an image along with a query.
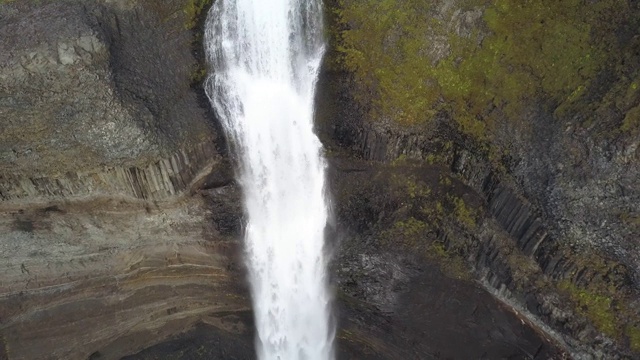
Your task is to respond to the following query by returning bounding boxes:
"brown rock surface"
[0,189,248,360]
[0,1,249,359]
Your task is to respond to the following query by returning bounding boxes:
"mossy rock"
[183,0,212,29]
[332,0,634,143]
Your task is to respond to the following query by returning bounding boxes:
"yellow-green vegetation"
[183,0,212,29]
[334,0,442,125]
[425,154,437,165]
[627,81,640,104]
[334,0,630,139]
[404,175,431,199]
[438,174,452,187]
[559,280,617,337]
[381,170,479,280]
[620,212,640,228]
[557,254,640,352]
[451,196,476,229]
[429,241,471,281]
[389,173,433,201]
[189,64,207,84]
[392,217,428,236]
[627,325,640,352]
[391,154,409,165]
[383,217,429,247]
[421,201,445,224]
[621,105,640,134]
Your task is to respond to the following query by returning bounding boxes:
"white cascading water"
[204,0,333,359]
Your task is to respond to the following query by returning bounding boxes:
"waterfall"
[203,0,333,359]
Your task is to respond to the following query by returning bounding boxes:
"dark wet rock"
[121,265,566,360]
[314,12,640,347]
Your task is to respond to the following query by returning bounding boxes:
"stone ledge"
[0,141,219,206]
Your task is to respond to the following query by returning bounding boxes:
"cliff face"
[0,1,250,359]
[0,193,247,360]
[0,1,566,359]
[0,0,219,202]
[1,0,637,359]
[321,0,640,358]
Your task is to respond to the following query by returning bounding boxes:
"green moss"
[626,325,640,352]
[391,154,409,165]
[559,281,617,337]
[438,174,452,187]
[390,173,433,200]
[556,252,640,353]
[420,202,445,224]
[620,212,640,228]
[428,241,472,281]
[189,65,207,84]
[621,105,640,134]
[430,242,447,257]
[390,217,428,238]
[334,0,629,140]
[425,154,436,164]
[451,197,476,229]
[624,79,640,108]
[335,0,442,125]
[183,0,212,29]
[406,177,431,199]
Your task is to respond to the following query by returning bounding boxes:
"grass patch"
[621,105,640,134]
[451,196,476,229]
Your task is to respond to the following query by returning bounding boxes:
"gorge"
[0,0,639,359]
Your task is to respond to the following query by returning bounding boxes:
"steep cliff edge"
[320,0,640,358]
[0,1,250,359]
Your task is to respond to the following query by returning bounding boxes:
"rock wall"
[318,61,640,358]
[0,1,252,359]
[0,141,219,204]
[322,0,640,288]
[0,0,217,177]
[0,192,248,360]
[326,151,637,358]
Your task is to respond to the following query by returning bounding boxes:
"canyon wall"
[1,0,638,358]
[319,0,640,358]
[0,2,250,359]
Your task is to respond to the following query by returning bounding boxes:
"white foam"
[204,0,333,359]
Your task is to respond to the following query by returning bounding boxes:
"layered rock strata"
[0,192,248,360]
[0,1,250,359]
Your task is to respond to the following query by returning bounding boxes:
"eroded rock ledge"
[0,192,248,360]
[318,69,640,358]
[0,1,251,359]
[0,141,219,205]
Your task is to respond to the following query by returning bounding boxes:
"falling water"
[203,0,333,359]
